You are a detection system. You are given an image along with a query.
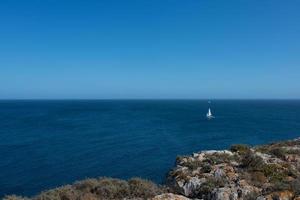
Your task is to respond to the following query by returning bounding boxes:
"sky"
[0,0,300,99]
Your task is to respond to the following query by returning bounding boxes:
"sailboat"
[206,108,214,119]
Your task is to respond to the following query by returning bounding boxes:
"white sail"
[206,108,213,118]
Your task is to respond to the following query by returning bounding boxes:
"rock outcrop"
[167,138,300,200]
[5,138,300,200]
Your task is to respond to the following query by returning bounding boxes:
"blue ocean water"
[0,100,300,197]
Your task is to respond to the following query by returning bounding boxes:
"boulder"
[152,193,191,200]
[182,177,206,197]
[264,190,294,200]
[211,187,233,200]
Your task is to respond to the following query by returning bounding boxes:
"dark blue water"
[1,100,300,197]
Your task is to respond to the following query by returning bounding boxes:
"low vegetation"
[240,150,264,170]
[5,138,300,200]
[168,139,300,199]
[4,178,165,200]
[230,144,251,154]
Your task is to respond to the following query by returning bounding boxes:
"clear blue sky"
[0,0,299,99]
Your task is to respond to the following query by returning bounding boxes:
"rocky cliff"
[4,138,300,200]
[167,138,300,200]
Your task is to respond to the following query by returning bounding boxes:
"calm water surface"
[0,100,300,197]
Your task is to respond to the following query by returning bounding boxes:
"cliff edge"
[5,138,300,200]
[167,138,300,200]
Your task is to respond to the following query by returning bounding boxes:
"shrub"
[214,176,227,187]
[128,177,162,199]
[34,186,77,200]
[230,144,250,153]
[73,178,100,194]
[286,167,299,178]
[244,191,259,200]
[201,163,212,173]
[204,153,234,165]
[286,149,300,155]
[269,148,286,159]
[291,178,300,195]
[249,171,267,187]
[199,180,215,194]
[194,176,227,199]
[168,169,190,182]
[91,178,130,199]
[184,159,203,170]
[175,155,186,164]
[270,180,290,192]
[261,164,286,183]
[6,177,163,200]
[241,151,264,170]
[3,195,29,200]
[198,179,216,199]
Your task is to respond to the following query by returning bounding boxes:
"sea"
[0,100,300,197]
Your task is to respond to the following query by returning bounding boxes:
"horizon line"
[0,98,300,101]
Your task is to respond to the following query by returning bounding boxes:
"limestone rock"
[265,190,294,200]
[182,177,206,197]
[167,138,300,200]
[152,193,191,200]
[211,188,232,200]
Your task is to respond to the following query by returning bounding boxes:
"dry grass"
[4,177,165,200]
[3,195,30,200]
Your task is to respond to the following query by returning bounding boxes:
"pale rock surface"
[167,138,300,200]
[152,193,191,200]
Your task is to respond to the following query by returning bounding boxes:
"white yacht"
[206,108,214,119]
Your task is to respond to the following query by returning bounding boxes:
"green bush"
[128,177,162,199]
[269,148,286,159]
[204,153,235,165]
[291,178,300,195]
[201,163,212,173]
[198,179,216,199]
[230,144,250,153]
[5,177,163,200]
[74,178,99,192]
[261,164,286,182]
[34,185,78,200]
[196,176,227,199]
[241,151,264,170]
[286,148,300,155]
[92,178,130,199]
[184,159,203,170]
